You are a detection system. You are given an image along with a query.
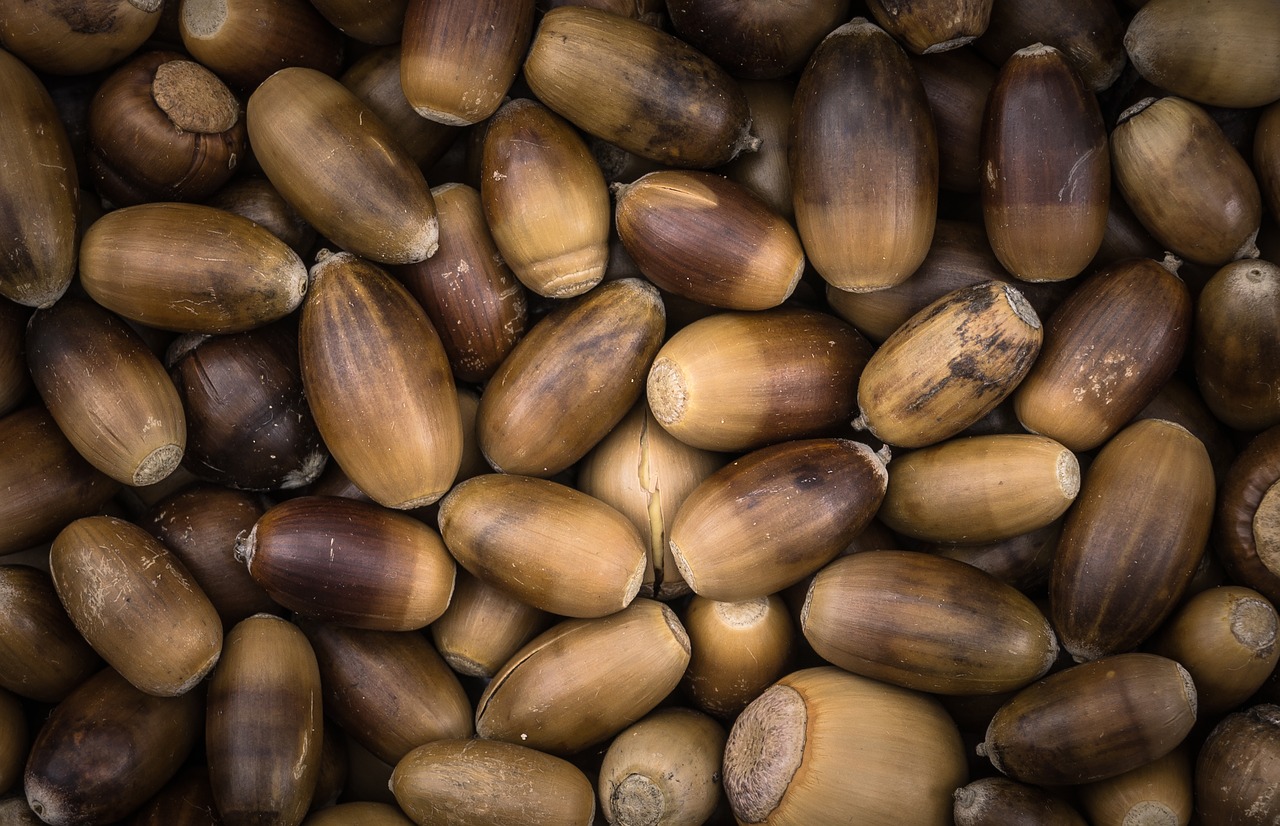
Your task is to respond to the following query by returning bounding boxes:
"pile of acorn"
[3,0,1280,823]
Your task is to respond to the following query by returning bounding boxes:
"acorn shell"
[1077,746,1193,826]
[1217,426,1280,604]
[0,0,162,75]
[722,79,795,219]
[910,48,996,195]
[303,802,416,826]
[953,777,1087,826]
[681,594,794,719]
[0,565,101,703]
[178,0,343,91]
[341,45,459,170]
[867,0,990,54]
[1194,258,1280,431]
[309,0,408,45]
[204,175,316,258]
[428,568,551,679]
[932,520,1060,594]
[974,0,1124,92]
[1195,704,1280,824]
[664,0,850,79]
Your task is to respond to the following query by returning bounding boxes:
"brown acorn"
[974,0,1125,92]
[792,19,938,293]
[0,686,25,795]
[204,175,316,257]
[664,0,850,79]
[1135,375,1237,485]
[309,0,408,45]
[23,667,203,826]
[2,1,161,74]
[304,802,415,826]
[721,79,795,219]
[1195,258,1280,432]
[909,48,997,195]
[866,0,991,54]
[523,6,758,168]
[240,495,456,631]
[1217,425,1280,604]
[681,594,794,719]
[1195,704,1280,824]
[1078,744,1193,826]
[0,299,30,417]
[178,0,343,91]
[1258,101,1280,222]
[953,777,1087,826]
[0,565,101,703]
[128,764,222,826]
[248,68,439,265]
[341,46,459,171]
[932,520,1060,594]
[428,568,551,679]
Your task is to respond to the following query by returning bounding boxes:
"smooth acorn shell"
[0,0,162,75]
[665,0,850,79]
[476,278,664,476]
[0,48,78,309]
[668,439,887,601]
[1111,96,1261,267]
[1195,704,1280,824]
[480,97,611,298]
[128,764,222,826]
[309,0,408,45]
[646,307,872,452]
[980,43,1108,283]
[910,48,996,195]
[341,46,458,171]
[428,568,551,678]
[247,68,439,265]
[438,474,647,618]
[80,203,307,334]
[932,521,1060,594]
[721,79,795,218]
[391,739,596,826]
[1014,257,1192,451]
[1076,747,1193,826]
[802,551,1058,694]
[0,565,100,703]
[300,251,461,509]
[723,666,967,825]
[179,0,343,91]
[0,299,30,416]
[1136,375,1237,484]
[50,515,222,697]
[1195,258,1280,431]
[1217,426,1280,603]
[400,0,535,126]
[241,496,456,631]
[206,614,323,826]
[792,19,937,293]
[953,777,1087,826]
[303,802,415,826]
[614,170,804,310]
[1050,419,1215,662]
[1257,102,1280,222]
[974,0,1125,92]
[26,298,186,486]
[523,6,757,168]
[23,667,203,826]
[866,0,991,54]
[681,594,794,719]
[979,653,1197,786]
[855,281,1042,449]
[205,175,316,257]
[475,599,691,755]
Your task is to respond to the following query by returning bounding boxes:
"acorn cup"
[239,495,456,631]
[1050,418,1215,662]
[0,565,101,703]
[720,79,794,219]
[341,46,459,171]
[866,0,991,53]
[474,599,691,755]
[614,170,805,310]
[1111,96,1262,267]
[23,667,203,826]
[0,48,78,309]
[974,0,1125,92]
[854,281,1043,449]
[391,739,597,826]
[1077,746,1193,826]
[598,707,727,826]
[205,175,316,258]
[1195,704,1280,823]
[476,278,664,476]
[792,18,937,293]
[1218,425,1280,604]
[400,0,535,126]
[129,764,222,826]
[722,666,967,825]
[303,802,415,826]
[667,439,887,601]
[646,307,872,452]
[299,620,472,766]
[248,69,440,266]
[26,298,185,487]
[309,0,408,45]
[480,98,611,299]
[523,6,758,168]
[1195,258,1280,432]
[0,0,162,75]
[428,568,551,678]
[206,614,323,826]
[978,653,1197,786]
[681,594,794,719]
[299,251,462,509]
[0,687,25,795]
[952,777,1087,826]
[980,43,1109,283]
[0,405,119,557]
[909,48,996,195]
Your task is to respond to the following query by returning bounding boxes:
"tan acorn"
[664,0,849,79]
[722,666,967,825]
[179,0,343,91]
[792,18,937,293]
[300,251,461,509]
[1077,746,1193,826]
[953,777,1087,826]
[1195,258,1280,431]
[523,6,758,168]
[391,739,596,826]
[26,298,186,486]
[721,79,794,219]
[0,565,101,703]
[681,594,794,719]
[867,0,991,53]
[0,0,161,74]
[309,0,408,45]
[248,68,439,265]
[974,0,1125,92]
[428,568,551,678]
[1217,426,1280,604]
[475,599,691,755]
[909,48,997,195]
[1195,704,1280,824]
[341,46,459,171]
[304,802,416,826]
[855,281,1043,449]
[205,175,316,258]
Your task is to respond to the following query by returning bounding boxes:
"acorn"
[303,802,416,826]
[1217,425,1280,604]
[178,0,343,91]
[1125,0,1280,109]
[1051,419,1215,662]
[391,739,596,826]
[1135,375,1237,485]
[792,18,937,293]
[598,708,726,826]
[239,495,456,631]
[204,176,316,259]
[974,0,1125,92]
[0,405,119,556]
[720,79,794,219]
[1258,102,1280,222]
[87,50,245,206]
[0,300,30,417]
[480,98,611,299]
[309,0,408,45]
[1092,192,1167,270]
[299,251,461,509]
[664,0,849,79]
[428,569,551,679]
[476,278,664,476]
[978,653,1197,786]
[980,43,1109,283]
[1111,96,1262,267]
[26,298,186,486]
[23,667,203,826]
[340,46,459,171]
[1195,258,1280,432]
[247,68,439,266]
[128,765,223,826]
[866,0,991,53]
[0,564,100,704]
[932,520,1060,594]
[1195,704,1280,824]
[540,0,666,26]
[909,48,996,195]
[475,599,691,755]
[523,6,758,168]
[953,777,1087,826]
[0,687,25,795]
[681,594,794,719]
[1077,746,1193,826]
[646,307,872,452]
[614,170,805,310]
[855,281,1043,449]
[668,439,887,601]
[0,799,43,825]
[722,666,967,825]
[438,474,646,618]
[206,614,323,826]
[1014,257,1192,451]
[0,47,78,309]
[0,0,162,75]
[400,0,535,126]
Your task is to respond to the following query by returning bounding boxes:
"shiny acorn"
[910,49,996,195]
[1217,425,1280,604]
[0,0,162,75]
[179,0,343,91]
[428,569,551,678]
[681,594,794,719]
[341,46,459,171]
[866,0,991,53]
[1077,745,1193,826]
[1195,258,1280,432]
[975,0,1125,92]
[0,564,101,702]
[1195,704,1280,824]
[665,0,850,79]
[205,175,316,257]
[309,0,408,45]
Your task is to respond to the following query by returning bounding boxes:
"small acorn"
[1217,425,1280,604]
[1195,258,1280,432]
[428,568,551,679]
[681,594,794,719]
[665,0,850,79]
[0,565,101,703]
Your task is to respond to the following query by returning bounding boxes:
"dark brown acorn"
[909,48,997,195]
[1195,258,1280,431]
[1218,425,1280,604]
[0,686,26,795]
[428,569,552,678]
[681,594,794,719]
[664,0,850,79]
[975,0,1125,92]
[341,46,460,171]
[0,299,31,417]
[309,0,408,45]
[128,764,222,826]
[0,0,161,75]
[304,802,416,826]
[0,565,100,704]
[866,0,991,54]
[1195,704,1280,824]
[953,777,1087,826]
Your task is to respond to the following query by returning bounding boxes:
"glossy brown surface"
[429,568,550,678]
[1195,258,1280,431]
[0,0,162,75]
[179,0,343,91]
[1195,704,1280,824]
[0,564,101,702]
[341,46,458,171]
[975,0,1124,91]
[1218,426,1280,604]
[205,176,316,257]
[910,48,996,195]
[681,594,793,719]
[866,0,991,54]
